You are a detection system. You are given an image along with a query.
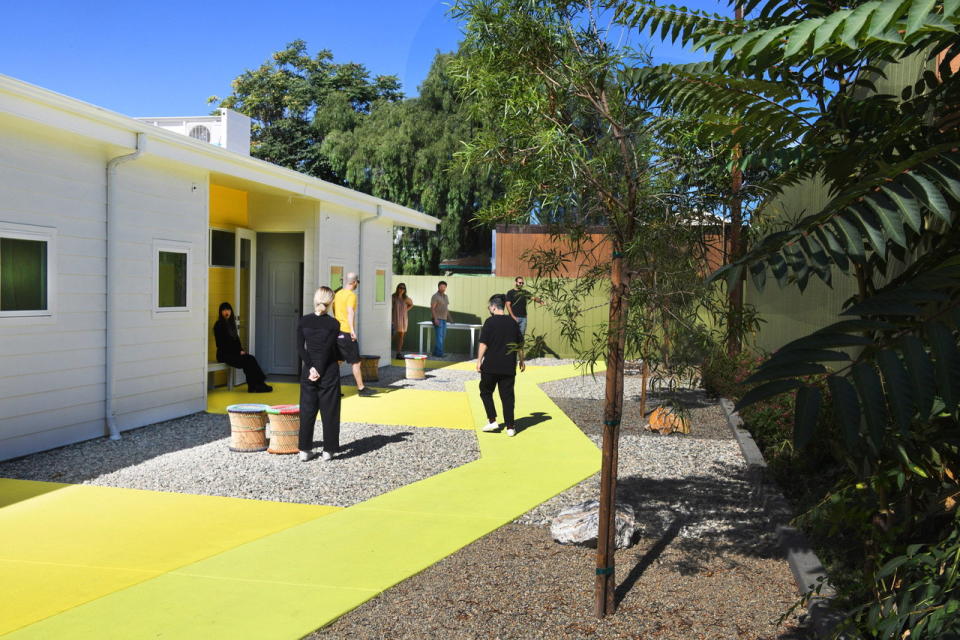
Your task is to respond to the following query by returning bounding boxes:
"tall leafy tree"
[451,0,722,615]
[616,0,960,634]
[213,40,402,182]
[323,53,503,274]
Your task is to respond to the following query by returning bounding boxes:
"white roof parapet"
[0,74,439,231]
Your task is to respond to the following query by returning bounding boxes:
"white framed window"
[153,239,192,313]
[0,221,56,318]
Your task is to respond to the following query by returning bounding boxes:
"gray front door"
[255,233,304,375]
[267,260,301,374]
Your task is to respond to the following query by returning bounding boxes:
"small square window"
[210,229,235,267]
[0,237,48,312]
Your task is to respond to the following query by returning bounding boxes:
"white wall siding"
[358,217,393,364]
[110,158,208,430]
[0,119,209,460]
[0,117,109,460]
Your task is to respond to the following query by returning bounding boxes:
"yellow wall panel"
[208,268,235,387]
[210,185,248,228]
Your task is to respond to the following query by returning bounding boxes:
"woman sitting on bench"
[213,302,272,393]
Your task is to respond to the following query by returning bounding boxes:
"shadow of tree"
[615,514,685,605]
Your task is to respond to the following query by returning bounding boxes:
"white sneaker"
[506,428,517,437]
[482,420,499,432]
[298,450,313,462]
[320,450,332,462]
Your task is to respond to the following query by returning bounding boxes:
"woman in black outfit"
[296,286,342,462]
[212,302,272,393]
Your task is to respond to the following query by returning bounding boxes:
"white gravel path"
[0,414,478,507]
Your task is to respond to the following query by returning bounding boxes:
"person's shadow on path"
[513,411,551,434]
[314,432,412,460]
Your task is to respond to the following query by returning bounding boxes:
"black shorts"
[336,332,361,364]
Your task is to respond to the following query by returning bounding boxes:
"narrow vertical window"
[157,249,189,310]
[375,269,386,303]
[330,265,343,291]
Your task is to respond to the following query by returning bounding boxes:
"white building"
[0,74,438,461]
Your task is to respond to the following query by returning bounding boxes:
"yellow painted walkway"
[0,362,600,639]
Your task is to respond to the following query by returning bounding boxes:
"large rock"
[550,499,637,549]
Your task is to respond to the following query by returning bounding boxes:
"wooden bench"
[207,362,235,391]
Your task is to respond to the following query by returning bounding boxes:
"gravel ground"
[2,363,806,638]
[349,365,479,392]
[314,383,808,639]
[316,524,805,640]
[550,395,731,439]
[538,370,699,401]
[0,414,478,507]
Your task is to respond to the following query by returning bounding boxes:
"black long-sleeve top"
[297,312,340,380]
[213,321,243,363]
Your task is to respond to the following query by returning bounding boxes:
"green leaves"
[794,385,822,448]
[726,150,960,291]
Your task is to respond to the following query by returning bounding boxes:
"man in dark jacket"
[477,294,525,437]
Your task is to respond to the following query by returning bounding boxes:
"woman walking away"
[296,287,342,462]
[212,302,272,393]
[391,282,414,359]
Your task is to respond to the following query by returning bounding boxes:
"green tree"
[323,53,503,274]
[451,0,722,615]
[213,40,402,182]
[617,0,960,634]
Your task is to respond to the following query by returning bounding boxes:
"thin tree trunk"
[727,150,744,356]
[595,252,628,618]
[727,2,745,357]
[639,359,650,425]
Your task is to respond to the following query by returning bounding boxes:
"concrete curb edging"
[719,398,845,638]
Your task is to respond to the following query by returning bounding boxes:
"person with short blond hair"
[296,286,342,461]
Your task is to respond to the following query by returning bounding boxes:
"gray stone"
[550,499,637,549]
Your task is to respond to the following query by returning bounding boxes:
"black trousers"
[221,354,266,387]
[479,372,516,426]
[299,362,341,452]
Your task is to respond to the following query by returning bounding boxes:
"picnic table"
[417,320,483,357]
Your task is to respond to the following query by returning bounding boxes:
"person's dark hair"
[216,301,238,338]
[438,280,447,288]
[488,294,506,310]
[393,283,408,300]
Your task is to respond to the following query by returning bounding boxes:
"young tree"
[451,0,721,616]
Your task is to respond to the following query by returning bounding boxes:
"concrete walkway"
[0,362,600,638]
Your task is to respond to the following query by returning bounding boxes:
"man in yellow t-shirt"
[333,272,374,396]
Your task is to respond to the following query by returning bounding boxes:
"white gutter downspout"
[357,204,383,342]
[105,133,146,440]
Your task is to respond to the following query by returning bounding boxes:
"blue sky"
[0,0,727,118]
